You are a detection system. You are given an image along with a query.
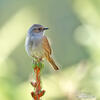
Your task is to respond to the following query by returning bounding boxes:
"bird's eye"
[38,28,41,30]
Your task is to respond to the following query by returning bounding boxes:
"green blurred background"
[0,0,100,100]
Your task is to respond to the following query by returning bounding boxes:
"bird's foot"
[32,57,43,64]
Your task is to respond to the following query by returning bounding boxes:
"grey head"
[28,24,48,36]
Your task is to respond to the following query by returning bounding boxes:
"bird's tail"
[46,55,59,70]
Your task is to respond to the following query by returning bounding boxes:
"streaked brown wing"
[42,36,52,55]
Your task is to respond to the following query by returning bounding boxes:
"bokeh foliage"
[0,0,99,100]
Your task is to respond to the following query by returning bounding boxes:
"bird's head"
[28,24,48,36]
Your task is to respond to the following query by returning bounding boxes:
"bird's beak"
[43,27,49,30]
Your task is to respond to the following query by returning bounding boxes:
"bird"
[25,24,59,70]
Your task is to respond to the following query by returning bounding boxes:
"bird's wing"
[42,36,52,55]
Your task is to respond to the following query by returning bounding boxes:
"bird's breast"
[25,35,44,57]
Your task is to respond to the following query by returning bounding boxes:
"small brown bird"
[25,24,59,70]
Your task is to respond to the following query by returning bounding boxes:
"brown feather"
[42,36,59,70]
[42,36,51,55]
